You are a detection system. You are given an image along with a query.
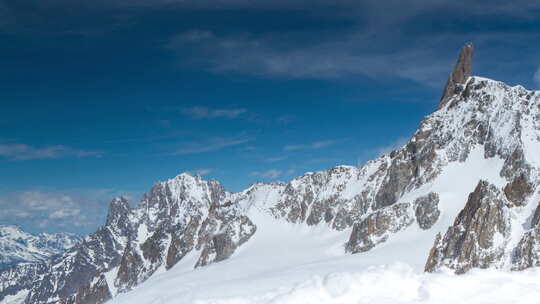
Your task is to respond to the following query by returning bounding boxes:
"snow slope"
[3,71,540,304]
[110,143,522,304]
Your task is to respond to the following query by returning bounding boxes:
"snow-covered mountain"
[2,43,540,304]
[0,225,81,271]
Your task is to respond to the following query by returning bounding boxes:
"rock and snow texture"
[438,42,474,109]
[2,44,540,304]
[0,225,81,270]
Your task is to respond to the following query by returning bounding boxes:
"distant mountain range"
[0,225,81,271]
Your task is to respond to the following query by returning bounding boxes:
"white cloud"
[49,208,81,219]
[266,156,288,162]
[534,67,540,87]
[0,144,102,161]
[283,144,306,151]
[284,139,340,151]
[194,168,213,175]
[276,114,297,124]
[285,168,296,175]
[10,191,82,218]
[311,140,338,149]
[0,188,133,233]
[182,106,247,120]
[166,28,456,84]
[171,136,253,155]
[251,169,282,179]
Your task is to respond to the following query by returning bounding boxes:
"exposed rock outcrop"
[503,173,534,207]
[511,202,540,270]
[115,241,144,293]
[438,42,474,109]
[0,263,47,302]
[3,44,540,304]
[414,193,440,230]
[195,213,256,267]
[70,274,112,304]
[425,181,511,273]
[346,203,414,253]
[166,217,200,270]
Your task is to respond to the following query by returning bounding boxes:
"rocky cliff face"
[438,42,474,109]
[512,202,540,270]
[425,181,512,273]
[2,44,540,303]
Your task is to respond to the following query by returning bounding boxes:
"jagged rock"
[503,173,534,207]
[373,150,417,209]
[139,175,227,231]
[114,228,170,290]
[106,197,133,237]
[4,43,540,303]
[141,229,168,266]
[346,203,414,253]
[425,181,510,273]
[25,221,125,304]
[115,242,144,292]
[0,263,48,302]
[24,197,133,303]
[532,202,540,228]
[438,43,474,109]
[269,166,370,230]
[69,274,112,304]
[196,215,256,267]
[500,147,532,182]
[166,217,201,270]
[511,202,540,270]
[414,192,440,230]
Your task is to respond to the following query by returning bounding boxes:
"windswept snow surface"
[110,212,540,304]
[109,144,536,304]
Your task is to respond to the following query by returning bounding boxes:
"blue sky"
[1,0,540,234]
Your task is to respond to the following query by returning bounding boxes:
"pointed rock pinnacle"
[437,42,474,109]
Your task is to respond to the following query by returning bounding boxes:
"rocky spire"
[437,42,474,109]
[105,196,133,236]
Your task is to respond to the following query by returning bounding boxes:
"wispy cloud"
[194,168,213,175]
[0,188,138,233]
[182,106,247,120]
[164,1,540,86]
[0,191,91,229]
[0,144,102,161]
[166,28,453,84]
[251,169,282,179]
[534,67,540,87]
[265,156,288,162]
[104,131,189,144]
[170,136,253,155]
[277,114,298,124]
[283,139,341,151]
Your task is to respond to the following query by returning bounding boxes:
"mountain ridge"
[2,45,540,304]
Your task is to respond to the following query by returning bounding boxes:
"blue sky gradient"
[1,0,540,234]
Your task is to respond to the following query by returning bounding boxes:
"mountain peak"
[438,42,474,109]
[105,196,132,228]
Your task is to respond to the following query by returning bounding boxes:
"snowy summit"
[2,44,540,304]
